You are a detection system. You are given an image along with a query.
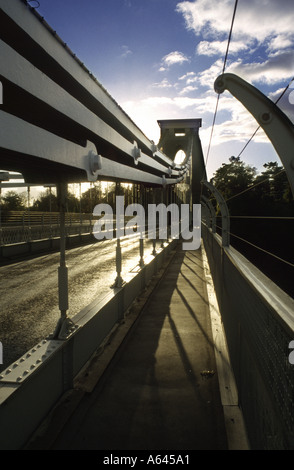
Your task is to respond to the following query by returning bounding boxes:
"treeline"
[209,157,294,297]
[210,156,293,216]
[0,182,131,213]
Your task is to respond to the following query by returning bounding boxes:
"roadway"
[0,236,155,372]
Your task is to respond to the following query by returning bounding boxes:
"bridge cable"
[207,162,293,269]
[229,215,294,220]
[204,0,239,172]
[214,224,294,268]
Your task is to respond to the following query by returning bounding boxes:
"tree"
[32,190,59,212]
[66,191,80,213]
[211,157,256,198]
[248,161,293,215]
[0,191,27,211]
[81,184,104,213]
[254,162,291,199]
[32,188,80,213]
[210,156,257,214]
[210,157,294,214]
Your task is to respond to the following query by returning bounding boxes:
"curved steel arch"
[214,73,294,197]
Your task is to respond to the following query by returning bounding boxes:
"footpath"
[27,243,249,451]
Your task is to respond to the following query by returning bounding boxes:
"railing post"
[114,238,124,288]
[139,184,145,267]
[151,188,157,255]
[160,189,165,248]
[53,182,77,340]
[0,189,2,247]
[139,237,144,267]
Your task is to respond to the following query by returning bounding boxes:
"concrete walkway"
[28,244,247,450]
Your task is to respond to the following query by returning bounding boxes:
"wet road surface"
[0,236,155,371]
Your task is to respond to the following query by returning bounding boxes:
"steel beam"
[0,1,187,185]
[0,112,182,185]
[0,0,156,156]
[215,73,294,197]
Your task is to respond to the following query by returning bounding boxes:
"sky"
[17,0,294,181]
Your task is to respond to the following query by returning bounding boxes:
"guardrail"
[0,210,94,252]
[202,221,294,450]
[0,211,140,261]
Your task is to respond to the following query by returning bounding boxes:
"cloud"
[159,51,190,71]
[193,49,294,92]
[267,35,294,52]
[179,72,197,81]
[197,40,248,57]
[176,0,233,37]
[197,59,224,88]
[151,78,173,89]
[141,95,201,109]
[176,0,294,86]
[176,0,294,47]
[179,85,198,95]
[227,50,294,85]
[120,45,133,58]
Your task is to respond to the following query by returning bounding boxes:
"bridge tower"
[157,119,206,204]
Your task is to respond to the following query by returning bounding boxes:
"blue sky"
[32,0,294,180]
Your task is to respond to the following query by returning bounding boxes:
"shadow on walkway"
[35,245,228,450]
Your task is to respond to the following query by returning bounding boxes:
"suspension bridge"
[0,0,294,452]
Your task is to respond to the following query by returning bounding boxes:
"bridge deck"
[27,245,248,450]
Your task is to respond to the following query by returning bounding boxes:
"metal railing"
[201,187,294,450]
[0,210,94,246]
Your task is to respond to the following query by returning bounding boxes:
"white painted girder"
[0,40,182,181]
[0,0,152,152]
[0,111,180,186]
[0,0,180,176]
